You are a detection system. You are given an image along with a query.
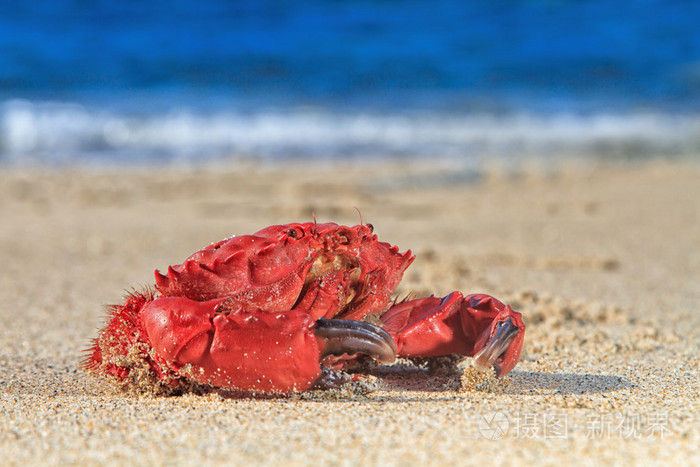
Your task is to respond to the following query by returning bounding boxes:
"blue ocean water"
[1,0,699,166]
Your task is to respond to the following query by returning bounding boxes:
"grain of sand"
[1,160,698,465]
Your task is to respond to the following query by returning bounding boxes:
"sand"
[1,159,698,465]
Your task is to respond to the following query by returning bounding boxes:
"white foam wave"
[2,99,699,166]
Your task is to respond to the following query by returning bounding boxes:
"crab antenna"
[312,211,317,225]
[354,207,363,226]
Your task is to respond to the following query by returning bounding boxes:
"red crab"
[85,222,524,394]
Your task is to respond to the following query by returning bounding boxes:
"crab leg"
[379,292,525,377]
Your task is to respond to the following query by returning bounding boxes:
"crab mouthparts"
[315,318,397,364]
[472,318,520,377]
[301,254,363,310]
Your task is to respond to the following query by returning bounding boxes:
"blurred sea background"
[1,0,700,168]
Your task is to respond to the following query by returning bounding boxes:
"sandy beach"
[1,159,698,465]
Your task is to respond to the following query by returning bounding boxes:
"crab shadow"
[167,369,635,400]
[362,364,632,396]
[502,370,633,395]
[156,370,634,400]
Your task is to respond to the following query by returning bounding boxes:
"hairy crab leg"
[314,318,397,364]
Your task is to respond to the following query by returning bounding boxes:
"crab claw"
[315,318,397,364]
[472,317,521,377]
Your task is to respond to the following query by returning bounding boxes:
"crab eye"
[366,223,374,233]
[286,228,303,239]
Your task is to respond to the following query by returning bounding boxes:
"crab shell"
[155,222,414,321]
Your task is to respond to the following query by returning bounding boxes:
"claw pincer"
[140,298,324,392]
[85,222,524,394]
[315,318,397,364]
